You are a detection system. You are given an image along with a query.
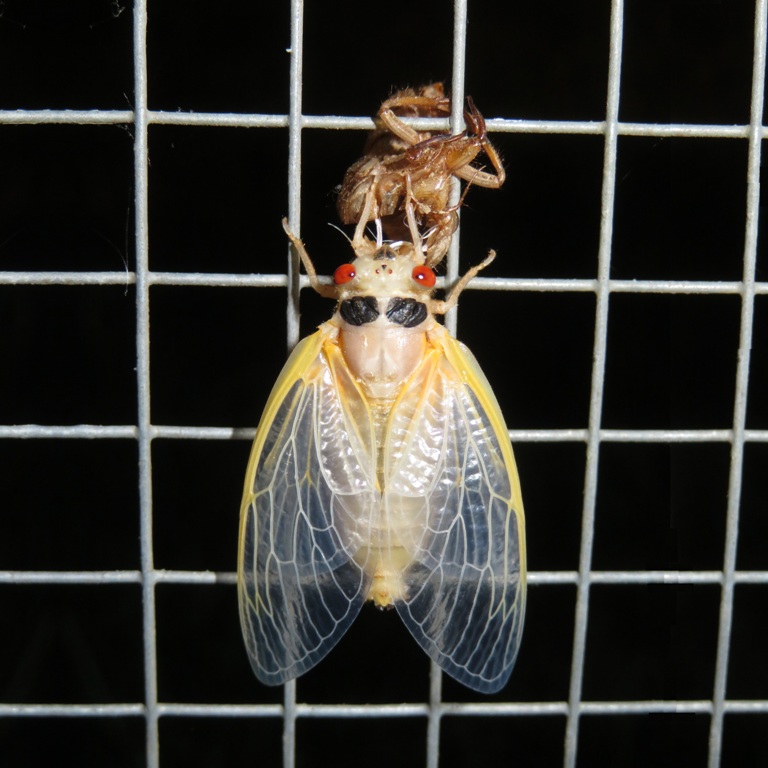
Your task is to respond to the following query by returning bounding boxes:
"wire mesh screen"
[1,0,767,766]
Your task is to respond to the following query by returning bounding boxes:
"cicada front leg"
[377,87,451,147]
[281,218,338,299]
[453,97,506,189]
[430,250,496,316]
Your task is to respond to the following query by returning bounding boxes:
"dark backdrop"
[1,1,766,767]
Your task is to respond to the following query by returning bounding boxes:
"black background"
[1,0,767,766]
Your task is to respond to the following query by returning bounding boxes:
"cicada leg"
[281,218,337,299]
[454,157,506,189]
[377,92,451,147]
[453,97,506,189]
[430,249,496,315]
[402,174,425,259]
[422,211,458,268]
[348,186,387,259]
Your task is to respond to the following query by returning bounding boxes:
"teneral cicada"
[237,215,526,694]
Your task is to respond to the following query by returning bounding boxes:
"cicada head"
[333,240,437,301]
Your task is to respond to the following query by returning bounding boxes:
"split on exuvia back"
[237,84,526,694]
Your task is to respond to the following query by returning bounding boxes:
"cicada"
[237,220,526,694]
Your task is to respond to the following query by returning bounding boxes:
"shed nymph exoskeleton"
[337,85,506,268]
[237,219,526,694]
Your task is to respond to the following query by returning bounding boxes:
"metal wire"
[131,5,159,768]
[2,0,766,766]
[708,1,767,764]
[5,108,768,139]
[564,1,624,763]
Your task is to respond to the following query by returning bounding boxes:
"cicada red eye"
[412,265,436,288]
[333,263,356,285]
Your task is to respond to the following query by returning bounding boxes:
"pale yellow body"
[331,311,438,608]
[336,308,432,402]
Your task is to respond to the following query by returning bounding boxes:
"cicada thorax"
[331,242,437,404]
[329,242,442,608]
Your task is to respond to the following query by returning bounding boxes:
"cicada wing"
[238,328,378,686]
[386,331,526,694]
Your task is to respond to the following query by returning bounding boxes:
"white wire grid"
[2,0,768,766]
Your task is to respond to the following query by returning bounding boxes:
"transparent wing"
[385,330,526,693]
[238,328,378,686]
